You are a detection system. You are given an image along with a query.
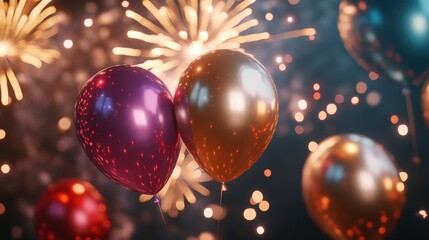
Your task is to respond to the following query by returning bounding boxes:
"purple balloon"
[75,65,180,195]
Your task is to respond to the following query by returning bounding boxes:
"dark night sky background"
[1,0,429,239]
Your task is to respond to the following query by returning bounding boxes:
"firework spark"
[140,146,211,217]
[0,0,60,105]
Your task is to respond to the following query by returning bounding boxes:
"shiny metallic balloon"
[75,65,181,195]
[174,49,278,183]
[423,80,429,127]
[302,134,405,240]
[35,179,111,240]
[338,0,429,86]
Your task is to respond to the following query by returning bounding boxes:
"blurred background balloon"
[174,49,279,183]
[302,134,406,240]
[34,179,111,240]
[75,65,181,195]
[338,0,429,87]
[338,0,429,164]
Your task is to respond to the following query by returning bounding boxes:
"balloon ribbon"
[217,183,226,240]
[402,87,420,164]
[155,196,171,240]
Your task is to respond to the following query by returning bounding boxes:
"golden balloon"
[174,49,279,183]
[302,134,405,240]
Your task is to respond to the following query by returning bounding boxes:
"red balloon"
[75,65,181,194]
[34,179,111,240]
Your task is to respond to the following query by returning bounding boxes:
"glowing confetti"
[0,0,60,105]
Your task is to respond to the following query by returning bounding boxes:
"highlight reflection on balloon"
[302,134,405,240]
[75,65,181,195]
[34,179,111,240]
[338,0,429,86]
[174,49,278,183]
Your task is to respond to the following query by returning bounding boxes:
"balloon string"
[216,183,225,240]
[155,196,171,240]
[402,87,420,164]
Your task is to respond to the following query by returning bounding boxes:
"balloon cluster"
[74,50,278,195]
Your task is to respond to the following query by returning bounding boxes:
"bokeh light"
[318,111,327,121]
[390,115,399,124]
[0,129,5,140]
[252,191,264,204]
[256,226,265,235]
[294,112,305,122]
[298,100,308,110]
[58,117,72,131]
[326,104,337,115]
[264,169,272,177]
[84,18,93,27]
[351,96,360,105]
[204,208,213,218]
[1,164,10,174]
[308,141,318,152]
[356,81,367,94]
[313,83,320,91]
[366,91,382,107]
[63,40,73,49]
[0,203,5,215]
[398,124,408,136]
[369,71,379,80]
[259,201,270,212]
[243,208,257,221]
[199,232,215,240]
[399,172,408,182]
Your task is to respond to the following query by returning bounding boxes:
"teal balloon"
[338,0,429,86]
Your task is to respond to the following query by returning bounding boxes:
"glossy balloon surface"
[174,49,278,183]
[34,179,111,240]
[338,0,429,86]
[75,65,180,194]
[302,134,405,240]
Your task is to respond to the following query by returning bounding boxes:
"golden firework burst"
[113,0,273,89]
[0,0,60,105]
[140,146,211,217]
